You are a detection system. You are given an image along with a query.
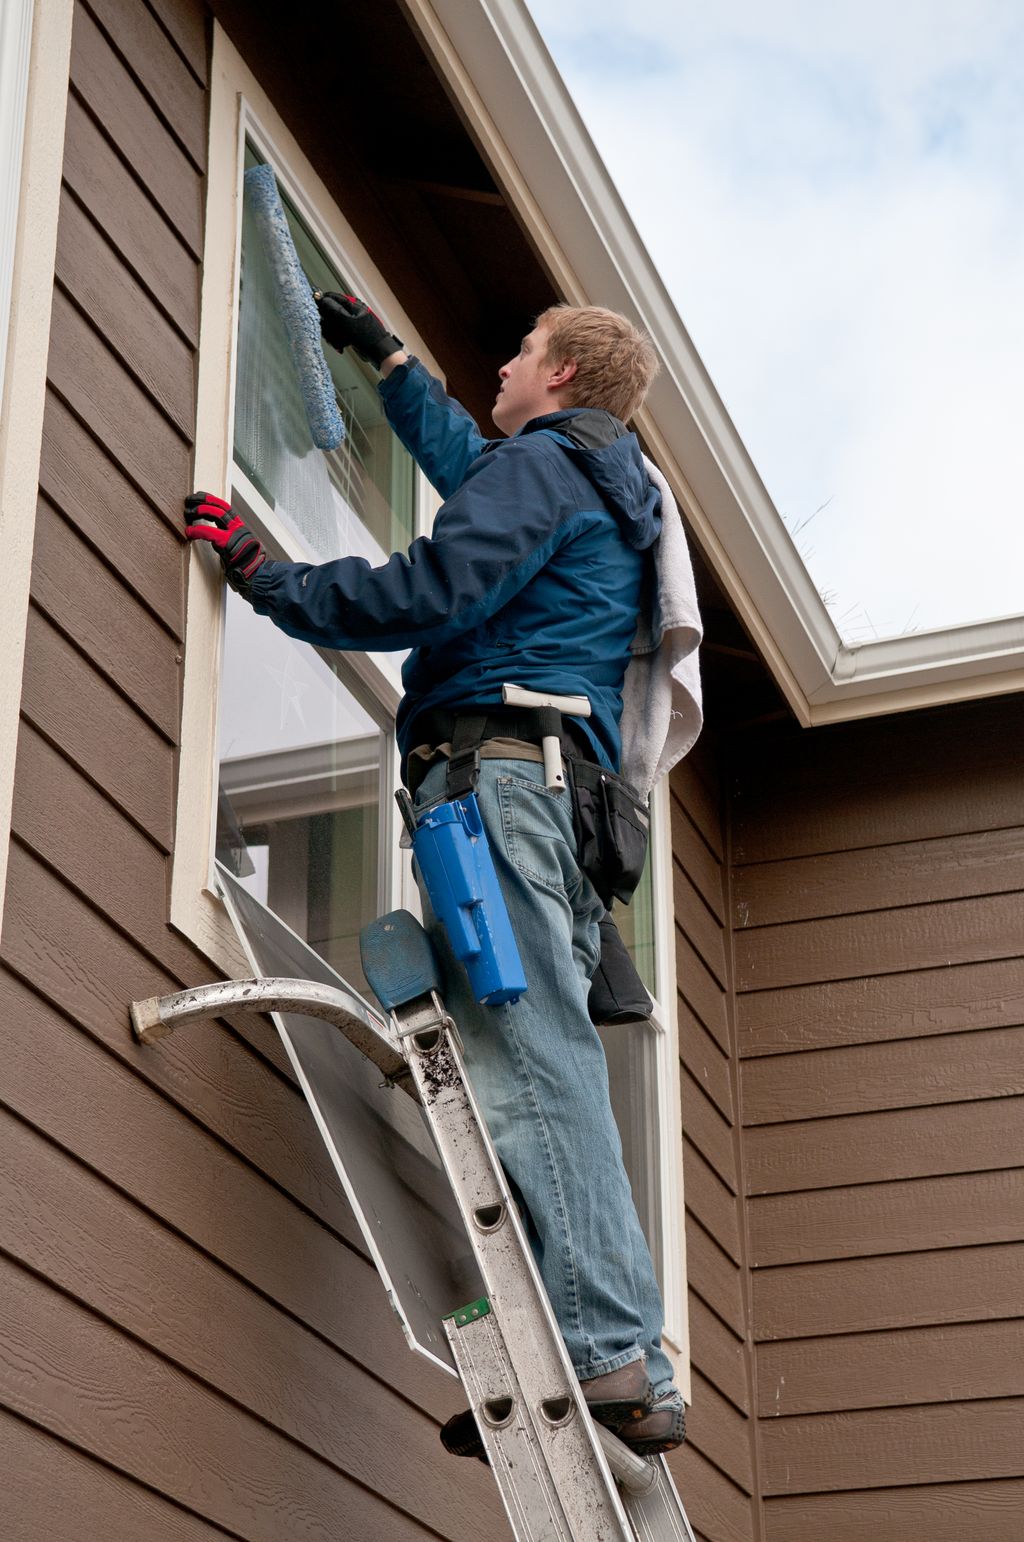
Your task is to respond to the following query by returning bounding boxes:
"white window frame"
[173,21,689,1392]
[643,777,689,1392]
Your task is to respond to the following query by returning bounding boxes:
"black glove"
[315,291,403,368]
[183,492,266,598]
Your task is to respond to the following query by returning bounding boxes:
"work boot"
[579,1359,654,1429]
[440,1407,489,1463]
[616,1390,686,1457]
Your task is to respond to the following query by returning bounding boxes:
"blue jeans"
[414,756,675,1394]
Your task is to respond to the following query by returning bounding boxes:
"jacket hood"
[519,408,662,551]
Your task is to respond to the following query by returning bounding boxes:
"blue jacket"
[251,358,661,775]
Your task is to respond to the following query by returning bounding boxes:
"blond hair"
[535,303,659,423]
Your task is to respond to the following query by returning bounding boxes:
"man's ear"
[547,357,578,390]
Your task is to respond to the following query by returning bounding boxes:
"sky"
[526,0,1024,643]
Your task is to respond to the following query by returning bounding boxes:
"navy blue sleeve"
[378,357,492,497]
[250,436,579,652]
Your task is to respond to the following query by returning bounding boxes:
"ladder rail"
[394,990,636,1540]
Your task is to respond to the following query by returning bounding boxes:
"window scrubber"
[242,163,346,451]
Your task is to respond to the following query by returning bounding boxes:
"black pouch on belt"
[588,913,654,1025]
[566,758,650,907]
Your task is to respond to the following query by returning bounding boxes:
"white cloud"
[527,0,1024,638]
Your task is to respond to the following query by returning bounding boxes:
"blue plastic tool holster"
[396,751,527,1007]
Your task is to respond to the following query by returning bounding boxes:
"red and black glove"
[184,492,266,597]
[315,291,403,369]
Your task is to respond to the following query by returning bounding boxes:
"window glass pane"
[597,1019,663,1284]
[217,589,382,996]
[612,850,656,996]
[234,143,415,563]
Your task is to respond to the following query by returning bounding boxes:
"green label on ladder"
[446,1297,491,1328]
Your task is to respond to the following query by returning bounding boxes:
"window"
[174,24,687,1390]
[602,860,663,1274]
[217,589,385,997]
[170,27,430,975]
[602,799,687,1369]
[217,142,421,994]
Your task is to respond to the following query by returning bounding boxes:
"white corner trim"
[0,0,74,944]
[0,0,34,409]
[406,0,1024,725]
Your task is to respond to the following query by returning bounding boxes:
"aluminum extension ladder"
[131,907,696,1542]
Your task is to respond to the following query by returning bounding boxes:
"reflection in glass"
[597,1016,663,1284]
[603,850,662,1287]
[613,850,656,995]
[217,589,382,995]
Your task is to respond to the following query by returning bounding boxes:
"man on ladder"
[185,295,698,1461]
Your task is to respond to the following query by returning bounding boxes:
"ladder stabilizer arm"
[130,977,411,1091]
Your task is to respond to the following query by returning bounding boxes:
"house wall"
[0,2,501,1536]
[670,735,761,1542]
[730,693,1024,1541]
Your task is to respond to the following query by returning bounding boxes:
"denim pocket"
[498,774,578,893]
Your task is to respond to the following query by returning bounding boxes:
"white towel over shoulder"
[619,457,703,798]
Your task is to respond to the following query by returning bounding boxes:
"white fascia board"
[412,0,1023,723]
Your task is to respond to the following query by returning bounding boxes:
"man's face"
[492,324,558,435]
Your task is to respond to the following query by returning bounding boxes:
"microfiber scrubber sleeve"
[242,163,346,452]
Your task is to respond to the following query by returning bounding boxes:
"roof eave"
[404,0,1023,724]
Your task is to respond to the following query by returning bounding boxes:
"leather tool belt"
[405,703,654,1028]
[406,705,649,908]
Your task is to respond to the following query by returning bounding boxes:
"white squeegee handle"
[501,683,592,792]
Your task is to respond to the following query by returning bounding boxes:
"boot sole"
[617,1401,686,1457]
[440,1409,487,1461]
[584,1391,655,1430]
